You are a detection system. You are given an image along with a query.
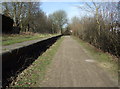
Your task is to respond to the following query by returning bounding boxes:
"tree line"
[69,2,120,57]
[2,2,119,57]
[2,2,68,34]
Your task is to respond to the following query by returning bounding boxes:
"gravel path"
[40,36,118,87]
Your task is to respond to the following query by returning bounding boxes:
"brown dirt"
[39,36,118,87]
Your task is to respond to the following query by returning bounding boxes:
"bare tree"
[69,16,81,36]
[70,2,120,57]
[49,10,68,34]
[2,2,45,33]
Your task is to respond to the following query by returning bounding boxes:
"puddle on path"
[85,59,95,63]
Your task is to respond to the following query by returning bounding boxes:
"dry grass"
[2,32,58,46]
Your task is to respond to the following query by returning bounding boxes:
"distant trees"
[2,2,68,34]
[70,2,120,57]
[2,2,54,34]
[48,10,68,34]
[48,14,58,34]
[69,17,81,36]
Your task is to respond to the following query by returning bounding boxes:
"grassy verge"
[10,37,63,87]
[2,33,58,46]
[73,36,118,80]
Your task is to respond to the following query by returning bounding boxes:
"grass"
[73,36,118,80]
[2,33,58,46]
[10,36,63,87]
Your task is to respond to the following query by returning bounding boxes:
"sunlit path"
[40,36,118,87]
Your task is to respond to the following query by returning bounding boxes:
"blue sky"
[40,1,119,21]
[40,2,87,21]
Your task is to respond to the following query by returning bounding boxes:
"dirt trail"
[40,36,118,87]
